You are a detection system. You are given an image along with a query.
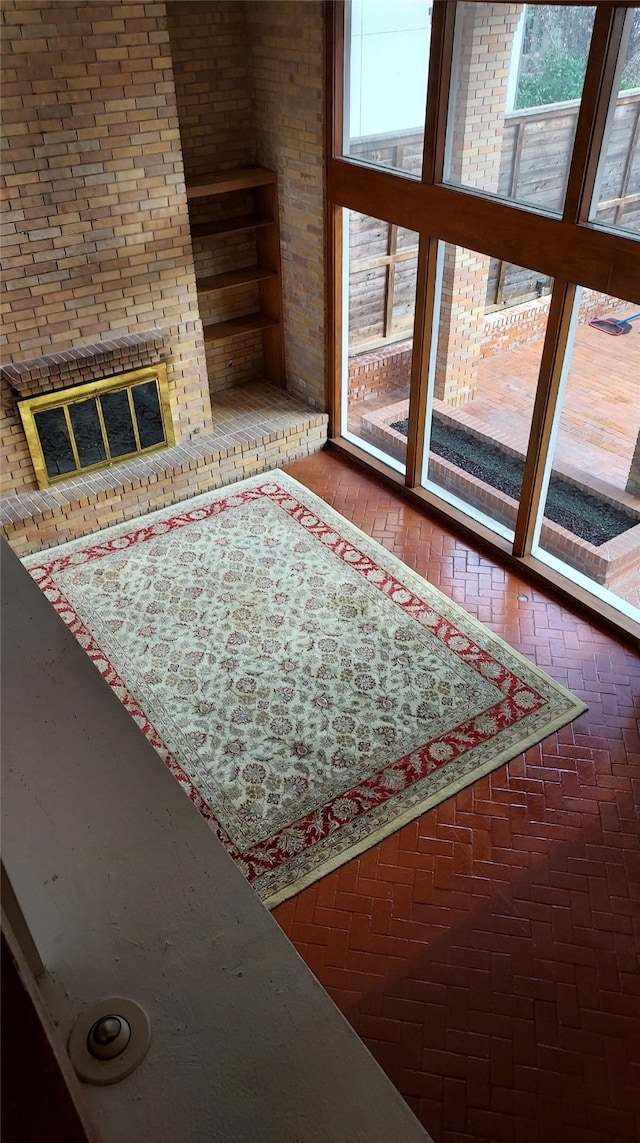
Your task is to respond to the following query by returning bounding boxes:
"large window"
[533,290,640,619]
[330,2,640,636]
[443,4,596,213]
[342,210,420,471]
[421,244,554,540]
[342,0,433,175]
[590,7,640,234]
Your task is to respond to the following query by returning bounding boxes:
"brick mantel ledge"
[0,330,170,399]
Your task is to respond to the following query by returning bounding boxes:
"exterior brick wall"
[481,288,623,357]
[0,0,212,496]
[345,293,624,397]
[436,3,521,405]
[348,341,412,403]
[627,430,640,497]
[247,0,326,411]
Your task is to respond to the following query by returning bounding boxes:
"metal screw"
[87,1015,131,1061]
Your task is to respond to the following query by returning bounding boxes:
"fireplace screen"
[18,366,174,489]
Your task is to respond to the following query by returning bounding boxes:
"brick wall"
[481,288,623,358]
[166,1,326,406]
[481,296,551,358]
[436,3,521,405]
[0,0,211,497]
[346,288,631,415]
[627,431,640,497]
[247,0,326,411]
[166,1,264,393]
[347,342,413,404]
[166,0,252,181]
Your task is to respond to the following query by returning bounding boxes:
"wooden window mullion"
[563,6,628,224]
[328,204,344,438]
[383,224,399,339]
[423,0,455,187]
[512,281,578,558]
[405,236,440,488]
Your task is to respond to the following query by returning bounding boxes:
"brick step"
[1,384,328,556]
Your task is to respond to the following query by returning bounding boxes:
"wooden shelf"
[191,214,271,240]
[197,266,276,295]
[186,167,276,200]
[203,313,278,343]
[187,167,284,383]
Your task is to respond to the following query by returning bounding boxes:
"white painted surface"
[1,541,431,1143]
[348,0,432,137]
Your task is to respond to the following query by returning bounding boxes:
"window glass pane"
[34,406,76,478]
[132,381,165,449]
[590,9,640,236]
[421,242,553,540]
[68,399,107,468]
[101,389,137,457]
[533,291,640,621]
[444,4,595,214]
[343,210,419,471]
[343,0,432,177]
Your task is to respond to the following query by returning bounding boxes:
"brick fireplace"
[1,329,327,559]
[2,331,174,485]
[1,0,327,556]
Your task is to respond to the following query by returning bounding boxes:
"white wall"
[348,0,433,138]
[1,541,431,1143]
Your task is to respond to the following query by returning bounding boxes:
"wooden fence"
[347,91,639,346]
[491,91,640,304]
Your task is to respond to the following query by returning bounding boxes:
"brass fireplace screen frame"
[18,365,175,490]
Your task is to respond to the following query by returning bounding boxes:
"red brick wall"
[0,0,211,496]
[347,342,413,404]
[165,1,327,404]
[166,0,265,394]
[247,0,326,411]
[166,0,252,181]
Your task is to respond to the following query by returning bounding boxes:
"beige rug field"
[25,470,586,906]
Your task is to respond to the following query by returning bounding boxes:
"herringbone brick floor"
[277,449,640,1143]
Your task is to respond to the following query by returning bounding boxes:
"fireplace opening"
[17,366,174,489]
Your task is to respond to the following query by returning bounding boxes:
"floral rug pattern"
[25,472,586,905]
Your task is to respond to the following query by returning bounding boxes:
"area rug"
[24,471,587,907]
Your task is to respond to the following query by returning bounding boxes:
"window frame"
[326,1,640,643]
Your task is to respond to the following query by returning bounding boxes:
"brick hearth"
[1,383,328,556]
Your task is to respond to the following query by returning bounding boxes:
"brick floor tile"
[273,451,640,1143]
